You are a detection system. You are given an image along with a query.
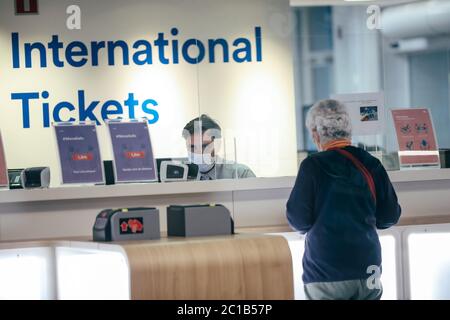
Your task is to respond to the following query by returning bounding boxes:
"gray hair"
[306,99,352,145]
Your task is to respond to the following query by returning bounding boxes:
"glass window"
[197,0,298,179]
[410,51,450,149]
[293,3,450,172]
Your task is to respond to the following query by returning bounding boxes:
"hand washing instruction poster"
[107,121,157,183]
[0,131,8,187]
[54,123,104,184]
[391,108,440,167]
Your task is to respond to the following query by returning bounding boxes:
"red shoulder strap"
[334,149,377,205]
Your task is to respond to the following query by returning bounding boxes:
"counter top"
[0,176,293,204]
[0,233,275,250]
[0,225,294,249]
[1,168,450,204]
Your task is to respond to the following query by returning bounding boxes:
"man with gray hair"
[306,99,352,148]
[286,99,401,300]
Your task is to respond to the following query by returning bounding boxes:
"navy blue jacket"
[286,146,401,284]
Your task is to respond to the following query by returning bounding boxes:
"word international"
[11,27,263,68]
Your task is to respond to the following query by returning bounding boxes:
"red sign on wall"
[15,0,39,15]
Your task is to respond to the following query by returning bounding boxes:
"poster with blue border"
[54,123,104,184]
[107,120,157,183]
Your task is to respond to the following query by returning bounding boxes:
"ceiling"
[290,0,424,7]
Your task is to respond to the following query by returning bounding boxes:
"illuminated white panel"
[407,232,450,300]
[0,247,55,300]
[56,247,130,300]
[379,235,397,300]
[274,232,398,300]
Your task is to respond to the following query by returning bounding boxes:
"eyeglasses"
[189,141,214,152]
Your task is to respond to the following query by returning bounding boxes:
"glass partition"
[292,2,450,172]
[197,0,298,179]
[1,0,450,187]
[0,0,205,187]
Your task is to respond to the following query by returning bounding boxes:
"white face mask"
[189,152,216,173]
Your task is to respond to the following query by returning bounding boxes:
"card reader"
[93,207,160,242]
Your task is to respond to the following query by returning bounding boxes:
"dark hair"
[182,114,222,139]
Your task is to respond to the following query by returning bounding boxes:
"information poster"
[391,108,440,167]
[332,92,385,136]
[54,123,104,184]
[107,121,157,183]
[0,131,8,187]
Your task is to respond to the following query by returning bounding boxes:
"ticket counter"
[1,172,450,300]
[1,171,450,241]
[1,224,450,300]
[0,234,294,300]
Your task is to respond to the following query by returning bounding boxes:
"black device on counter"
[103,160,115,185]
[156,158,199,182]
[440,149,450,168]
[93,207,160,242]
[167,204,234,237]
[19,167,50,189]
[186,162,199,180]
[8,169,24,189]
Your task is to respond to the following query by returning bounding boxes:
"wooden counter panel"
[123,235,294,300]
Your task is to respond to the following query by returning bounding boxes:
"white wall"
[0,0,298,185]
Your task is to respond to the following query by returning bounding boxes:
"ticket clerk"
[182,114,256,180]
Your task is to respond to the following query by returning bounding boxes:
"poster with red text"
[391,108,440,167]
[0,131,8,187]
